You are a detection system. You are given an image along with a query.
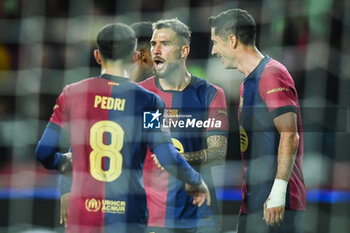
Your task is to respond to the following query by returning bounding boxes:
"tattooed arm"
[181,135,227,166]
[151,135,227,169]
[180,86,229,166]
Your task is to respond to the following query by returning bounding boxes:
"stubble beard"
[154,59,181,79]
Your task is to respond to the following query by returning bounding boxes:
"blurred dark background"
[0,0,349,232]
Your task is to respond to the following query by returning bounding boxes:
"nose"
[211,45,217,56]
[152,44,161,56]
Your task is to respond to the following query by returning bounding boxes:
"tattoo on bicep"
[206,135,227,164]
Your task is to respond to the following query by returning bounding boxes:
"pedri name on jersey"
[94,95,126,111]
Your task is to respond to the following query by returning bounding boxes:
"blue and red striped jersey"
[238,56,306,214]
[47,74,201,233]
[140,75,229,229]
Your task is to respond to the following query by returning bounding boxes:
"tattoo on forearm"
[182,135,227,166]
[183,150,206,165]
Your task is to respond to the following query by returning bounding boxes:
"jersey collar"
[245,55,271,81]
[99,73,130,83]
[154,74,195,93]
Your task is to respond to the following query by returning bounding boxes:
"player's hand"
[151,154,164,170]
[185,180,211,207]
[60,192,71,227]
[58,152,72,175]
[263,197,285,227]
[263,179,287,226]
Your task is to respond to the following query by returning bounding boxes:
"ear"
[228,34,238,49]
[138,49,147,63]
[180,45,190,59]
[94,49,102,65]
[131,51,138,64]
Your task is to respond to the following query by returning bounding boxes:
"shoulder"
[134,81,163,104]
[138,76,156,89]
[261,59,294,84]
[59,77,97,97]
[191,75,225,97]
[63,77,98,91]
[259,58,298,100]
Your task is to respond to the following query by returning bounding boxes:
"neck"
[158,65,191,91]
[236,46,264,77]
[101,60,129,78]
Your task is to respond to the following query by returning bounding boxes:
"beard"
[154,59,182,79]
[154,49,183,79]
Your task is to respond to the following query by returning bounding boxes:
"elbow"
[293,131,300,151]
[35,144,56,170]
[286,131,299,159]
[209,147,227,166]
[217,150,227,165]
[281,131,299,149]
[215,159,225,166]
[35,144,45,163]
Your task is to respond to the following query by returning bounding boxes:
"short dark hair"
[152,18,191,45]
[209,9,256,46]
[96,23,136,61]
[130,21,153,49]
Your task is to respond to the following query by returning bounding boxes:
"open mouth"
[153,58,165,71]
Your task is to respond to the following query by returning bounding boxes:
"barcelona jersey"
[238,56,306,214]
[48,74,174,233]
[140,75,229,229]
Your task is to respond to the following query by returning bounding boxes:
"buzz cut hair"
[130,21,153,49]
[209,9,256,46]
[96,23,136,61]
[152,18,191,45]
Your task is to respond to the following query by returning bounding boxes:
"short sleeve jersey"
[139,75,229,228]
[238,56,306,214]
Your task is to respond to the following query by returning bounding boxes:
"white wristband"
[266,179,288,209]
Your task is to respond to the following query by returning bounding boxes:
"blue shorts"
[237,209,305,233]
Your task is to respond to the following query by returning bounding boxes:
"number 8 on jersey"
[89,120,124,182]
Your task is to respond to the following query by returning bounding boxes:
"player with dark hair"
[130,21,154,82]
[58,21,156,224]
[35,23,210,233]
[141,18,229,233]
[209,9,305,233]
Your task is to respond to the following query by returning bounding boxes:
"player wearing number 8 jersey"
[35,23,210,233]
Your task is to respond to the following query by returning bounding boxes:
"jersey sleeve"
[206,86,229,137]
[145,94,172,150]
[49,86,70,131]
[259,66,298,119]
[35,124,64,169]
[36,87,70,170]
